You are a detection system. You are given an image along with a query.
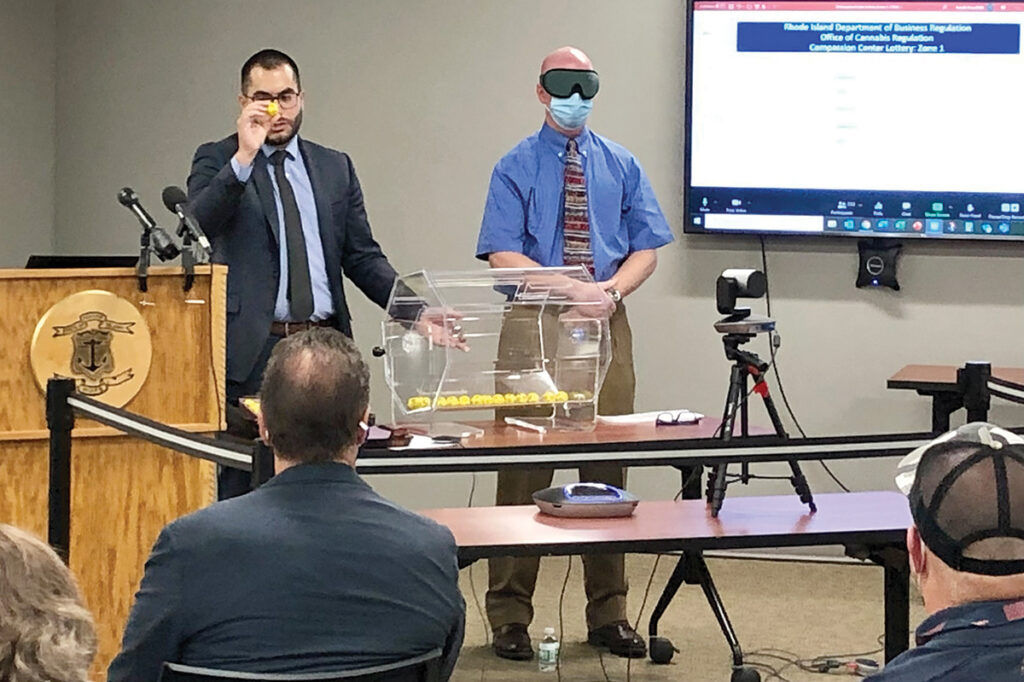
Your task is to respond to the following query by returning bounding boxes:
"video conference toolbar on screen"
[686,1,1024,240]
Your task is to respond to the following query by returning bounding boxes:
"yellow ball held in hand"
[266,100,279,117]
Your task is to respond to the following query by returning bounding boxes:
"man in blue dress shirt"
[476,46,674,661]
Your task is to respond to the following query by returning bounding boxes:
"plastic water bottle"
[538,626,559,672]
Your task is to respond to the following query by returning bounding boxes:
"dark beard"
[266,109,303,147]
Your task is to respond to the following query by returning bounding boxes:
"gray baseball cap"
[895,422,1024,576]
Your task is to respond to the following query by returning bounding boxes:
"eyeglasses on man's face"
[244,89,301,109]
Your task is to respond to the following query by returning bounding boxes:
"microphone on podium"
[161,186,211,254]
[118,187,180,261]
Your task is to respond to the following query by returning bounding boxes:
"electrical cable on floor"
[745,634,885,677]
[597,651,613,682]
[759,236,852,493]
[465,473,490,646]
[626,553,663,682]
[556,555,573,682]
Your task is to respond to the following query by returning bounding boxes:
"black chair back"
[158,648,442,682]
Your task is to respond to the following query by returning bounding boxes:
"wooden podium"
[0,265,226,677]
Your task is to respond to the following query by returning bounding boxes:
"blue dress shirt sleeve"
[476,165,527,260]
[230,156,253,184]
[623,157,674,251]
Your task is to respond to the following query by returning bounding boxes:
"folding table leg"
[687,552,746,669]
[647,551,748,672]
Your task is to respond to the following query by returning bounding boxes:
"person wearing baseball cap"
[872,422,1024,680]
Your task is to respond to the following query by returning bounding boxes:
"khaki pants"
[486,303,635,630]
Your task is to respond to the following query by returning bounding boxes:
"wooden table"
[888,364,1024,431]
[422,491,912,664]
[357,417,935,475]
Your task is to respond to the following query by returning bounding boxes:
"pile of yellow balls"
[406,390,593,411]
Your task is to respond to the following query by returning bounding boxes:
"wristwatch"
[608,288,621,303]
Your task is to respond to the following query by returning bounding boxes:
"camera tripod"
[646,330,818,679]
[706,331,816,517]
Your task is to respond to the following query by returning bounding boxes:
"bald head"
[536,47,597,135]
[540,46,593,75]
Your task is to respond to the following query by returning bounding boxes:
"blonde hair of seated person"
[0,524,96,682]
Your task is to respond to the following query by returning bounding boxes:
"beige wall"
[0,0,55,266]
[47,0,1024,508]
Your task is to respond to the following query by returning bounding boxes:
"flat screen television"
[685,0,1024,240]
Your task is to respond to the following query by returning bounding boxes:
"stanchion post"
[46,378,75,562]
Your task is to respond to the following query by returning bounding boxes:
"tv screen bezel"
[682,0,1024,242]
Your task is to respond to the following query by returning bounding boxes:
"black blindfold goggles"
[539,69,600,99]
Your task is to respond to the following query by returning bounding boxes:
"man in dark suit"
[107,328,465,682]
[187,49,398,497]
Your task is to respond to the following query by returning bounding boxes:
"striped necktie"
[562,138,594,276]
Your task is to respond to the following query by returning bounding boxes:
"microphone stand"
[176,218,195,292]
[137,227,151,293]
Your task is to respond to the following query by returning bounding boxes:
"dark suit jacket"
[107,463,465,682]
[187,135,398,382]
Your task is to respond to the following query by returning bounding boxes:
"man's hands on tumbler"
[416,308,471,352]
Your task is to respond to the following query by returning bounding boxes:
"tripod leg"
[788,460,817,512]
[709,364,745,516]
[760,385,817,513]
[708,466,729,517]
[647,554,689,638]
[689,552,745,668]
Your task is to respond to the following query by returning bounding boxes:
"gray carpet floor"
[452,553,926,682]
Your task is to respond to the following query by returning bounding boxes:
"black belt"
[270,317,336,337]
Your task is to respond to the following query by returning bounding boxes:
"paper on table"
[597,410,704,426]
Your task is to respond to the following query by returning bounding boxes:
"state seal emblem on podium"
[30,290,152,406]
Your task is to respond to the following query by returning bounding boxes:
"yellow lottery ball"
[527,392,540,403]
[555,391,569,402]
[503,393,516,403]
[515,393,529,404]
[481,395,494,405]
[542,391,556,403]
[458,395,471,406]
[470,394,485,406]
[266,100,279,117]
[492,394,505,405]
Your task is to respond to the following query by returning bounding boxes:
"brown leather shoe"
[587,621,647,658]
[492,623,534,661]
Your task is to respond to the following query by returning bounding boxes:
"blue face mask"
[548,93,593,131]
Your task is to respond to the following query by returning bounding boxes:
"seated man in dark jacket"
[108,328,465,681]
[873,422,1024,681]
